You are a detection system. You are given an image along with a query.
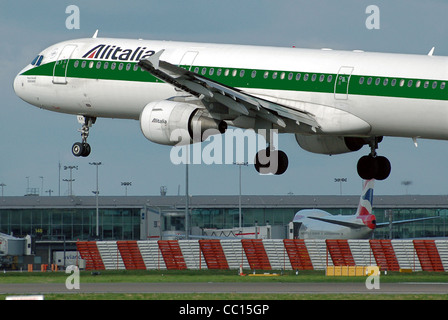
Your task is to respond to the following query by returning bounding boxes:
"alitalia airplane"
[13,31,448,180]
[291,180,438,239]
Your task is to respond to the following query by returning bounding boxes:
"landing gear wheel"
[72,142,91,157]
[72,142,84,157]
[254,149,288,175]
[357,155,391,180]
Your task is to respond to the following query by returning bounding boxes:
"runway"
[1,282,448,295]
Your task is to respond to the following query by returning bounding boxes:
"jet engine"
[140,100,227,146]
[295,134,367,155]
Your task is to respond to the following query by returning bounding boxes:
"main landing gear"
[72,116,96,157]
[254,129,288,175]
[357,137,391,180]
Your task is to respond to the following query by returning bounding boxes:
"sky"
[1,0,448,197]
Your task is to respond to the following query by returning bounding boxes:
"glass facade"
[0,208,141,241]
[190,207,448,239]
[0,197,447,241]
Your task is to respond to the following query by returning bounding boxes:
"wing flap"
[138,51,319,129]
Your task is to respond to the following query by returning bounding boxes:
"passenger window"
[264,71,269,79]
[359,76,365,85]
[391,79,396,86]
[383,78,388,86]
[296,73,301,81]
[311,74,317,82]
[89,61,94,69]
[272,72,278,79]
[424,81,429,88]
[194,67,199,73]
[407,80,413,87]
[239,70,245,77]
[416,80,421,88]
[303,74,309,81]
[209,68,214,76]
[441,82,446,89]
[251,70,257,78]
[126,63,131,71]
[288,73,293,80]
[432,81,438,89]
[367,77,372,85]
[111,62,116,70]
[280,72,285,80]
[375,78,380,85]
[217,69,222,76]
[232,69,237,77]
[104,62,109,69]
[319,74,325,82]
[201,67,207,75]
[81,61,87,68]
[96,62,101,69]
[133,64,139,71]
[224,69,230,76]
[327,75,333,82]
[118,63,124,70]
[74,60,79,68]
[399,79,405,87]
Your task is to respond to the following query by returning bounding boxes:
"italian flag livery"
[13,34,448,179]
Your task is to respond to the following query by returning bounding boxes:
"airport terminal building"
[0,194,447,241]
[0,194,447,267]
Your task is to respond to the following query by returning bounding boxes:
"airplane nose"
[13,73,23,96]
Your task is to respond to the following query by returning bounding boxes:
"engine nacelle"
[295,134,366,155]
[140,100,227,146]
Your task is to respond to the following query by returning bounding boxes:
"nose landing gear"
[357,137,391,180]
[72,116,96,157]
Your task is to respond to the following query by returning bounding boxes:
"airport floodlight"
[89,162,102,237]
[0,183,5,197]
[334,177,347,195]
[121,182,132,196]
[233,162,248,232]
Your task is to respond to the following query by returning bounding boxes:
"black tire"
[82,143,91,157]
[254,149,288,175]
[72,142,84,157]
[375,156,391,180]
[357,155,377,180]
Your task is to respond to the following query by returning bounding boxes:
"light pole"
[121,182,132,196]
[89,162,102,238]
[39,176,44,196]
[0,183,5,197]
[234,162,248,232]
[334,178,347,195]
[64,166,78,196]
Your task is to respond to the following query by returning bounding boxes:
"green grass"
[1,269,448,283]
[1,269,447,300]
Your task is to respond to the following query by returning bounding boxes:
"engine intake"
[140,100,227,146]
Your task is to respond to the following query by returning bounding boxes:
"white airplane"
[291,179,439,239]
[13,32,448,179]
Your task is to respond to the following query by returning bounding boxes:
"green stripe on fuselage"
[21,59,448,101]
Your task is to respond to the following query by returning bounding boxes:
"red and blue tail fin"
[355,179,374,217]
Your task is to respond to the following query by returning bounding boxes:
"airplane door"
[179,51,199,71]
[334,66,354,100]
[53,44,77,84]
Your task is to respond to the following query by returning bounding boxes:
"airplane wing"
[138,50,319,130]
[307,216,365,229]
[376,216,440,228]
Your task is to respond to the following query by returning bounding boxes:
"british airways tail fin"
[355,179,374,217]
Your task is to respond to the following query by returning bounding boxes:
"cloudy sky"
[1,0,448,197]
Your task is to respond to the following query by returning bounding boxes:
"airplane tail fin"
[355,179,374,217]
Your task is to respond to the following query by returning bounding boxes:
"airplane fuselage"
[14,37,448,139]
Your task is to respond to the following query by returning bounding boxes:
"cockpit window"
[31,55,44,67]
